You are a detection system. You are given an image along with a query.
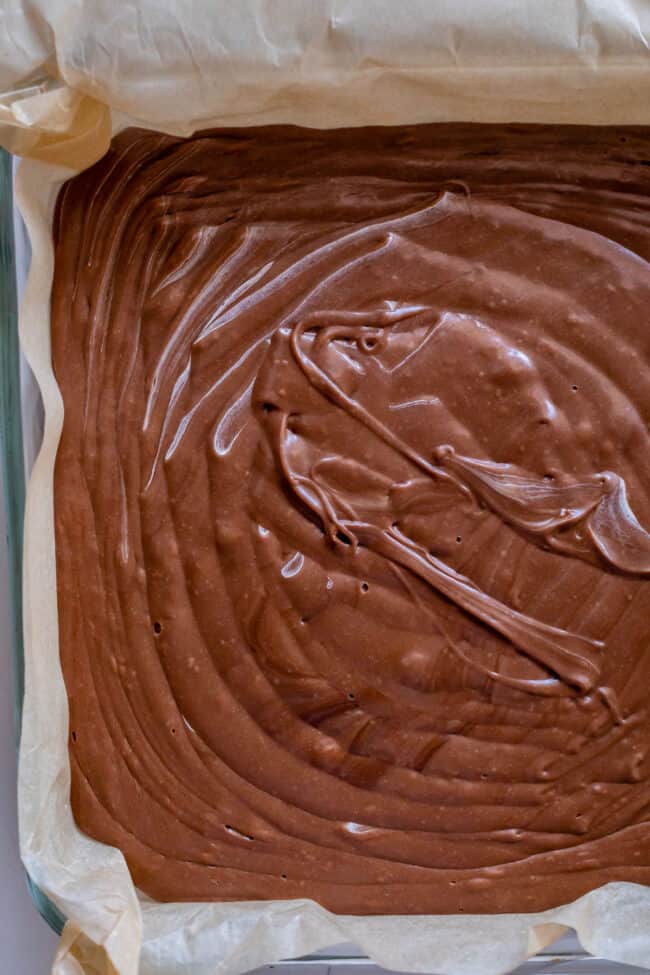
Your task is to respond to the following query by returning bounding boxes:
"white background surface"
[0,499,58,973]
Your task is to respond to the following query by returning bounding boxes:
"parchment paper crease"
[3,2,650,973]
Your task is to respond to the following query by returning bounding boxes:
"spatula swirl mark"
[261,312,650,702]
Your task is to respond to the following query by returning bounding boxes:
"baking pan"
[1,146,646,975]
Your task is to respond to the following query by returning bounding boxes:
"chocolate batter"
[52,124,650,913]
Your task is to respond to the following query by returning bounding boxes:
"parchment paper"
[3,3,650,974]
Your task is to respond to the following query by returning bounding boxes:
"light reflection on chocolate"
[52,124,650,913]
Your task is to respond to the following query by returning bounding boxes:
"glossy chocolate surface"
[52,124,650,912]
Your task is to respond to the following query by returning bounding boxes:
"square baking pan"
[1,145,647,975]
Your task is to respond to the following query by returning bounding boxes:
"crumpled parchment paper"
[3,3,650,973]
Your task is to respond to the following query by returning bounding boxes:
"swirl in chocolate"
[52,124,650,913]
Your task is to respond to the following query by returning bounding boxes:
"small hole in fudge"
[360,581,369,592]
[336,530,351,546]
[571,384,578,391]
[153,621,162,635]
[543,474,554,482]
[620,136,628,143]
[171,727,176,735]
[262,402,278,413]
[348,692,356,701]
[456,536,462,543]
[71,731,77,742]
[281,873,288,880]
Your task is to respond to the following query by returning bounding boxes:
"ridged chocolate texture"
[52,124,650,912]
